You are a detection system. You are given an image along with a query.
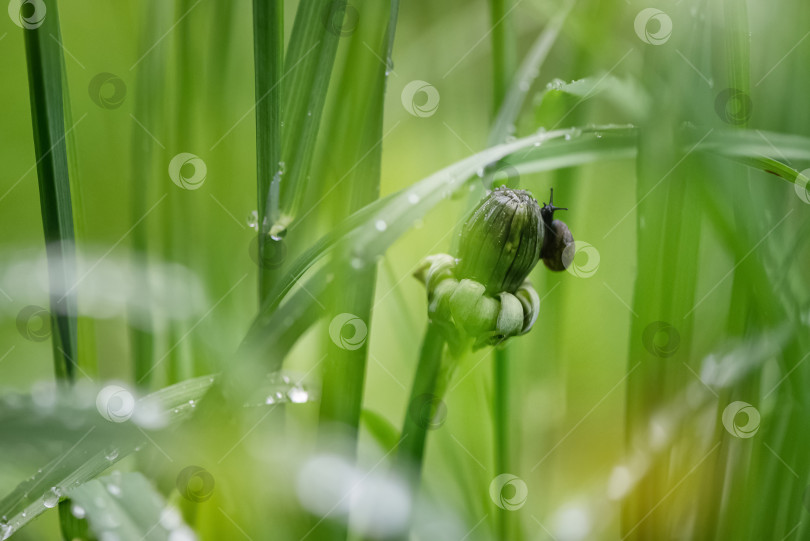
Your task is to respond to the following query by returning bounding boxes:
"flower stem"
[493,346,512,540]
[396,322,446,501]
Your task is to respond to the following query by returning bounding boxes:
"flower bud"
[456,186,543,294]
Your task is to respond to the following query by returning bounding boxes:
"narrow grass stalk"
[486,5,573,539]
[313,2,398,538]
[488,0,518,113]
[317,0,397,430]
[22,0,77,382]
[488,3,518,539]
[252,0,283,301]
[129,1,172,386]
[163,0,199,384]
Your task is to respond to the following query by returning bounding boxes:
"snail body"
[539,188,574,271]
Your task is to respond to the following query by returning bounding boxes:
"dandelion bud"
[456,186,544,294]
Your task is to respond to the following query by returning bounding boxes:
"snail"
[539,188,574,271]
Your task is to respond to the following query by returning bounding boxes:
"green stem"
[396,322,447,498]
[493,346,511,540]
[252,0,284,301]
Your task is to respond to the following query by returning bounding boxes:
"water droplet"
[160,507,183,529]
[43,487,61,508]
[105,447,119,461]
[247,210,259,230]
[407,193,419,204]
[71,503,86,519]
[168,526,197,541]
[107,483,121,497]
[278,161,286,174]
[265,395,277,405]
[288,388,309,403]
[374,220,387,232]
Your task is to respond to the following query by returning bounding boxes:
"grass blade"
[277,0,348,226]
[22,0,77,382]
[67,472,193,541]
[0,375,215,536]
[315,0,397,444]
[488,0,518,112]
[129,0,172,386]
[488,0,574,146]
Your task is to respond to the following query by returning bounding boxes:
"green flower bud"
[456,186,544,295]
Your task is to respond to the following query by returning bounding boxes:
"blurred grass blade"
[532,74,650,125]
[488,0,574,146]
[129,0,172,386]
[22,0,78,382]
[316,0,396,440]
[0,375,215,537]
[361,408,400,453]
[57,498,92,541]
[252,0,284,299]
[67,472,192,541]
[489,0,518,112]
[278,0,348,226]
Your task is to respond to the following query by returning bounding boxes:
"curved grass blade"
[238,125,808,382]
[254,126,636,321]
[239,126,640,380]
[533,74,650,125]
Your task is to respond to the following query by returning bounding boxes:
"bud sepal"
[414,255,539,351]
